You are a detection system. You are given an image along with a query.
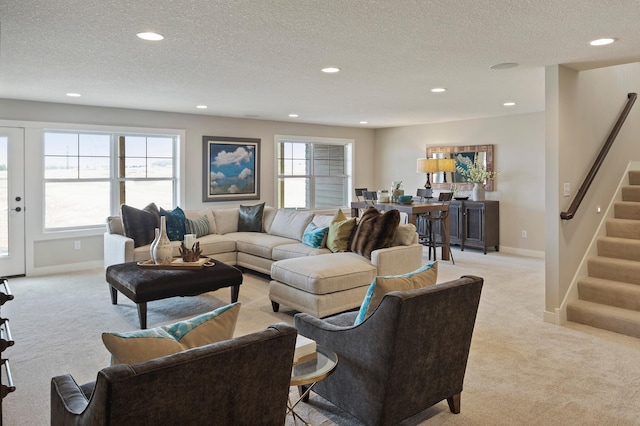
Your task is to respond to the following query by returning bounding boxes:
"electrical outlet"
[521,230,527,238]
[74,240,81,250]
[563,183,571,197]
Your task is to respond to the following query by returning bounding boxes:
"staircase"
[567,170,640,338]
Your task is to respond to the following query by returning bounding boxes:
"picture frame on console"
[202,136,261,202]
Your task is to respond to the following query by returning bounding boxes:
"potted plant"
[456,157,497,201]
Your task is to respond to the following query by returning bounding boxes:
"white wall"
[0,99,375,275]
[374,112,546,255]
[545,62,640,321]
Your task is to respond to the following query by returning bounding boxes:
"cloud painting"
[203,137,260,201]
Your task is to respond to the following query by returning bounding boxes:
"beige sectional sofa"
[104,205,423,317]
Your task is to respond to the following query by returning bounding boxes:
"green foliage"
[456,157,497,183]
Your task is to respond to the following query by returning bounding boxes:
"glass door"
[0,127,25,277]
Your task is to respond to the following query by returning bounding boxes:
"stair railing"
[561,92,637,220]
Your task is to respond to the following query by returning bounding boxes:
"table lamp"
[417,158,439,198]
[438,159,457,186]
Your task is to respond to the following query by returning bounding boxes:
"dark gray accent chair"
[294,276,483,426]
[51,323,297,426]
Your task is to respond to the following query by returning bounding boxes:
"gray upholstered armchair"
[294,276,483,426]
[51,323,297,426]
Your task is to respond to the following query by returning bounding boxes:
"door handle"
[10,207,21,212]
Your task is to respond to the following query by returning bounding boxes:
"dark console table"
[448,200,499,254]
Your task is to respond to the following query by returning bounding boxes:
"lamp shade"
[438,158,457,172]
[417,158,439,173]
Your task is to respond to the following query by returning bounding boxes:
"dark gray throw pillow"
[120,203,160,248]
[238,202,265,232]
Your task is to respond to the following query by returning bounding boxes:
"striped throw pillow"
[186,215,210,238]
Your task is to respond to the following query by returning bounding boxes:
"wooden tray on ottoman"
[137,257,215,269]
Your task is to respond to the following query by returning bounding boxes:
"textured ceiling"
[1,0,639,128]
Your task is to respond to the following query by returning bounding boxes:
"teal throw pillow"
[302,222,329,249]
[186,215,210,238]
[353,262,438,326]
[160,206,187,241]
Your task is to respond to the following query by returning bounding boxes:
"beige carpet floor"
[2,248,640,425]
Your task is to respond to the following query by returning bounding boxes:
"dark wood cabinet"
[448,200,499,254]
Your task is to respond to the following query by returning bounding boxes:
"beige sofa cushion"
[230,232,295,259]
[213,208,239,234]
[107,216,124,235]
[270,253,377,295]
[392,223,419,246]
[272,243,331,261]
[269,210,314,241]
[262,206,277,234]
[196,234,237,255]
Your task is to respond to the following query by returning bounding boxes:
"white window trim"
[16,121,185,236]
[274,134,354,210]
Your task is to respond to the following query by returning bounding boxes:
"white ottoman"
[269,253,377,318]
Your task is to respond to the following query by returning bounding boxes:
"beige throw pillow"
[102,303,240,364]
[354,262,438,325]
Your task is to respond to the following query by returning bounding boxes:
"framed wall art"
[202,136,260,202]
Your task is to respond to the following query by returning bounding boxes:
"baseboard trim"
[499,246,545,259]
[543,309,560,325]
[26,260,103,276]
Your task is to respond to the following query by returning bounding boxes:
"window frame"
[275,135,353,210]
[43,129,181,231]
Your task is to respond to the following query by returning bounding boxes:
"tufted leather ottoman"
[106,260,242,328]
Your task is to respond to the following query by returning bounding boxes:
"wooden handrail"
[560,92,637,220]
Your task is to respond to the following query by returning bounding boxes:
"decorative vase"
[391,181,404,203]
[472,183,485,201]
[150,228,160,262]
[152,216,173,265]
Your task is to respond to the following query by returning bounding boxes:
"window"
[276,136,352,209]
[44,131,178,230]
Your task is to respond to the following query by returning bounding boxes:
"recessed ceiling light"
[503,102,516,107]
[360,121,368,124]
[490,62,519,70]
[136,32,164,41]
[66,93,81,97]
[321,67,340,73]
[288,114,299,118]
[431,88,446,93]
[590,38,616,46]
[196,105,208,109]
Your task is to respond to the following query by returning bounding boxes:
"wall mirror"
[426,144,495,191]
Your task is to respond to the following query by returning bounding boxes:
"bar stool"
[421,192,454,264]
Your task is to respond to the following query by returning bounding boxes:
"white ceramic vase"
[150,228,160,262]
[472,183,485,201]
[152,216,173,265]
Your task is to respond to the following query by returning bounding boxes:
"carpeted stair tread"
[597,236,640,261]
[622,186,640,202]
[567,299,640,338]
[614,201,640,220]
[628,170,640,185]
[606,218,640,239]
[577,276,640,311]
[587,256,640,286]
